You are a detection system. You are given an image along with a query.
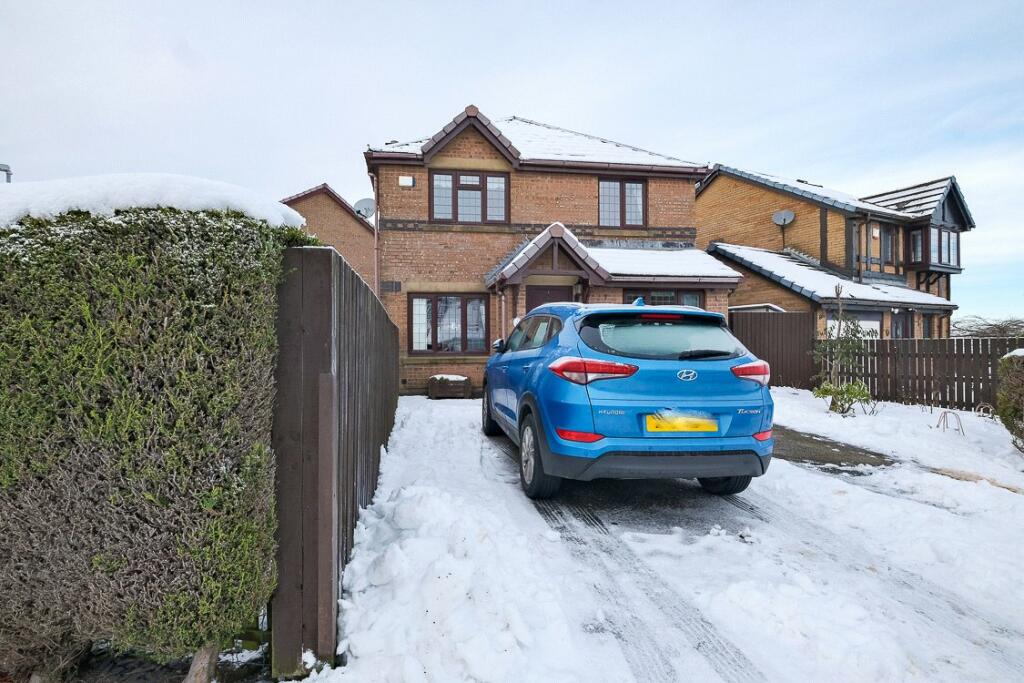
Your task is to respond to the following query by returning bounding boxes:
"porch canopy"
[485,222,741,293]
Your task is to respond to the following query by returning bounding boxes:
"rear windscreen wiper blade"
[678,349,733,359]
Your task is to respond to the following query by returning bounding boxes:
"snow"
[0,173,304,228]
[430,374,468,381]
[861,178,951,217]
[713,242,955,307]
[1003,348,1024,359]
[309,394,1024,682]
[586,246,741,279]
[371,116,700,168]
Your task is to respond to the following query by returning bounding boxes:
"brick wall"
[287,192,376,284]
[696,174,847,268]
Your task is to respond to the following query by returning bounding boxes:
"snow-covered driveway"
[313,392,1024,683]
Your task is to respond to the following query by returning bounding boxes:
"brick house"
[695,166,974,338]
[365,105,742,394]
[282,183,376,284]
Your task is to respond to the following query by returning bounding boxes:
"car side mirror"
[491,338,506,354]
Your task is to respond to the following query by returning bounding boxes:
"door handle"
[521,364,534,372]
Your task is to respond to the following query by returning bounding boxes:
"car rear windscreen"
[578,313,746,360]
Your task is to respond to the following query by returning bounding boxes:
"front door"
[891,312,912,339]
[525,285,572,313]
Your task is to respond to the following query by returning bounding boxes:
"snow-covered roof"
[702,166,913,220]
[0,173,304,228]
[710,242,955,309]
[586,246,741,279]
[485,222,740,287]
[370,107,702,170]
[860,177,950,217]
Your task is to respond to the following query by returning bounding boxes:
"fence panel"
[729,311,817,389]
[271,247,399,676]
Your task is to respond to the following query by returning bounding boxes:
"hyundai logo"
[677,369,698,381]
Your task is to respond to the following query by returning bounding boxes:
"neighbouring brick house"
[282,183,376,284]
[365,105,742,394]
[696,166,974,338]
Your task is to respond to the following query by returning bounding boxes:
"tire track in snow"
[724,492,1024,676]
[536,501,766,683]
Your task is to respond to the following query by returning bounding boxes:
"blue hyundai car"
[481,301,774,499]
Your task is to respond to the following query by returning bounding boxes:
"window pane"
[460,175,480,185]
[930,227,939,262]
[579,314,742,360]
[458,189,482,222]
[505,319,532,352]
[680,292,701,307]
[650,290,676,305]
[523,317,552,350]
[599,180,621,226]
[411,297,433,351]
[911,231,922,261]
[625,182,644,225]
[466,298,487,351]
[882,229,893,263]
[942,231,951,264]
[486,177,506,221]
[437,296,462,352]
[950,233,959,265]
[433,174,453,220]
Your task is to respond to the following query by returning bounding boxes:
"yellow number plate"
[645,414,718,433]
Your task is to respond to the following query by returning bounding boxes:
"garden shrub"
[996,354,1024,453]
[0,208,313,678]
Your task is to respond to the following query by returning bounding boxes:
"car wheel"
[698,476,752,495]
[518,412,561,499]
[481,388,502,436]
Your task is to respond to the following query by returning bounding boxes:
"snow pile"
[0,173,304,228]
[430,374,468,382]
[1004,348,1024,359]
[587,246,740,279]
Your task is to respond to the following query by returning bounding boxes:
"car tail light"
[753,429,773,442]
[639,313,682,320]
[731,360,770,386]
[548,357,638,385]
[556,428,605,443]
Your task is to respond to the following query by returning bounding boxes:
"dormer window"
[599,179,646,227]
[429,171,509,224]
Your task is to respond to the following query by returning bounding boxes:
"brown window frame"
[406,292,490,355]
[599,177,648,228]
[908,229,924,264]
[428,170,510,225]
[622,289,704,307]
[880,224,897,266]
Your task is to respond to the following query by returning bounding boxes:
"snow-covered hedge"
[996,353,1024,453]
[0,197,313,677]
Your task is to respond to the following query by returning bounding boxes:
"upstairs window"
[623,289,702,307]
[430,171,508,223]
[599,179,645,227]
[909,230,923,262]
[930,227,940,263]
[880,225,896,265]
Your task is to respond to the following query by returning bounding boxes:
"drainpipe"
[370,170,380,295]
[0,164,11,183]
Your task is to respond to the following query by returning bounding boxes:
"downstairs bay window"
[409,293,489,354]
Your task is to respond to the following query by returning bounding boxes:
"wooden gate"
[729,311,817,389]
[271,247,399,676]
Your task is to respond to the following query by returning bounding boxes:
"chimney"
[0,164,10,183]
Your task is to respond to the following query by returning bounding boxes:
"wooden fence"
[837,337,1024,410]
[729,311,817,389]
[271,247,399,676]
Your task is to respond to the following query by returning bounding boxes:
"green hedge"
[0,208,314,677]
[996,355,1024,453]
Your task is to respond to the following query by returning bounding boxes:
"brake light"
[556,428,605,443]
[548,357,638,384]
[753,430,773,441]
[639,313,682,320]
[731,360,771,386]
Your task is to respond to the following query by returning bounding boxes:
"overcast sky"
[3,1,1022,318]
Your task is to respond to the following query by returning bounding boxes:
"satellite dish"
[354,197,376,219]
[772,210,795,227]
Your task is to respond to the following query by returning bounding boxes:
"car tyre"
[481,388,502,436]
[698,476,752,495]
[518,412,561,499]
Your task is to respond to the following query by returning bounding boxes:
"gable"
[428,127,513,172]
[935,182,975,230]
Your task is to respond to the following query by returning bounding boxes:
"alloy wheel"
[521,424,536,484]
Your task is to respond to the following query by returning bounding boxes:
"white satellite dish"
[354,197,376,219]
[772,210,795,227]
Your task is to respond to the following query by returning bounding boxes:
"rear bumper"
[544,449,771,481]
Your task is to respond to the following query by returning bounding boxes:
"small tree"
[812,285,876,414]
[996,354,1024,454]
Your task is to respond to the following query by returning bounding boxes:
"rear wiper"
[678,349,733,359]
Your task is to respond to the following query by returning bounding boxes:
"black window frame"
[880,224,897,265]
[598,177,647,228]
[407,292,490,355]
[909,229,923,263]
[428,170,510,225]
